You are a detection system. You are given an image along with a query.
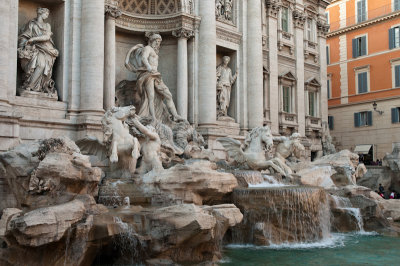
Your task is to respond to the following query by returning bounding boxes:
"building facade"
[327,0,400,161]
[0,0,330,159]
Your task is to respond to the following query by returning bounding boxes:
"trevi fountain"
[0,0,400,265]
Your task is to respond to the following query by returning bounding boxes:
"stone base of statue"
[198,119,242,160]
[19,90,58,101]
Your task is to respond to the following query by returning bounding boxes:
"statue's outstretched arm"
[132,117,159,140]
[273,136,287,142]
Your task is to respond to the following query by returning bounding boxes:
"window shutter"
[354,112,360,127]
[392,108,400,123]
[326,46,330,65]
[352,38,358,58]
[361,36,367,56]
[367,111,373,126]
[328,116,334,130]
[357,1,362,22]
[395,65,400,87]
[389,28,395,49]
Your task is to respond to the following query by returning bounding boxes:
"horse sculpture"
[77,106,140,177]
[217,126,283,172]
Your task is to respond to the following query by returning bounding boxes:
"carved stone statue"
[129,115,163,174]
[216,0,234,22]
[217,126,285,172]
[322,121,336,156]
[76,106,140,178]
[18,7,59,98]
[216,56,238,118]
[125,33,183,124]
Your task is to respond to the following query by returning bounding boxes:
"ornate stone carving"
[292,9,306,29]
[124,33,183,123]
[317,19,330,36]
[17,7,59,99]
[105,4,122,19]
[172,28,194,39]
[216,0,234,23]
[216,56,238,119]
[216,27,242,44]
[265,0,281,18]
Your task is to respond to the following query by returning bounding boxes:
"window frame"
[391,107,400,123]
[356,0,368,23]
[390,58,400,88]
[354,65,370,94]
[282,85,292,113]
[352,34,368,58]
[281,6,290,33]
[389,25,400,49]
[328,115,334,130]
[393,0,400,12]
[354,111,373,127]
[326,44,330,65]
[308,91,317,117]
[327,75,332,99]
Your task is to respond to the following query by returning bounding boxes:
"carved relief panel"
[215,0,234,24]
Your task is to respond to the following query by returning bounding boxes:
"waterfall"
[64,227,72,266]
[331,195,364,232]
[231,186,331,245]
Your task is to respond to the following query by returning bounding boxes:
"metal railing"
[329,3,399,32]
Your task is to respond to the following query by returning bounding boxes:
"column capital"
[292,10,306,29]
[317,19,330,37]
[265,0,281,19]
[105,3,122,19]
[172,28,195,39]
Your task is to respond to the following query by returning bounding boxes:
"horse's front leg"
[110,140,118,163]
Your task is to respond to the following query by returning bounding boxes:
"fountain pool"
[222,233,400,265]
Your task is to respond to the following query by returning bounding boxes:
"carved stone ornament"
[172,28,195,39]
[17,7,59,99]
[317,19,330,36]
[216,56,238,119]
[292,9,306,28]
[265,0,281,18]
[216,0,234,23]
[105,5,122,19]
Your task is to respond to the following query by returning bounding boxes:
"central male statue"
[125,33,183,123]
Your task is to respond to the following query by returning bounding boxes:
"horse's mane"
[101,108,117,151]
[243,126,271,150]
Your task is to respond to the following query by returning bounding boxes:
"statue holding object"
[216,56,238,119]
[18,7,59,98]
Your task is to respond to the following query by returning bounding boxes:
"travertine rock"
[298,165,336,189]
[379,199,400,222]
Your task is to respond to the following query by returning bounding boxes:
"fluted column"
[0,0,10,111]
[318,21,330,123]
[247,0,264,128]
[104,3,121,111]
[198,0,217,126]
[173,29,194,120]
[80,0,105,116]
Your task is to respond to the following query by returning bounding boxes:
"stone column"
[104,3,121,111]
[266,1,280,134]
[0,1,10,111]
[293,10,306,136]
[173,29,194,120]
[318,22,330,123]
[247,0,264,128]
[198,0,217,126]
[80,0,105,117]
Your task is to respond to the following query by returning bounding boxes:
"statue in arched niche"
[216,56,238,119]
[18,7,59,98]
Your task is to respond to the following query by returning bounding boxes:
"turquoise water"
[221,233,400,266]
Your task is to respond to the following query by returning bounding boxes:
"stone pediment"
[279,71,296,81]
[305,77,321,88]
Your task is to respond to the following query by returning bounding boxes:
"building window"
[328,115,334,130]
[389,26,400,49]
[357,71,368,93]
[282,86,292,112]
[326,45,330,65]
[354,111,372,127]
[307,18,315,42]
[395,0,400,11]
[327,79,331,99]
[352,35,367,58]
[281,7,289,32]
[395,65,400,87]
[308,91,317,116]
[325,12,330,25]
[356,0,367,23]
[392,107,400,123]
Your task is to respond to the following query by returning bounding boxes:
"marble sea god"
[77,106,140,178]
[216,56,238,118]
[18,7,59,97]
[125,33,183,123]
[218,126,285,171]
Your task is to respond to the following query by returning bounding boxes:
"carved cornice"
[292,9,306,29]
[116,12,201,33]
[105,5,122,19]
[265,0,281,19]
[172,28,194,39]
[317,19,330,37]
[216,26,242,45]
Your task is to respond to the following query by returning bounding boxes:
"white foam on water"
[111,180,125,187]
[248,182,289,188]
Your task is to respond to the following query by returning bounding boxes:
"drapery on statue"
[124,33,183,123]
[18,7,59,97]
[216,56,238,118]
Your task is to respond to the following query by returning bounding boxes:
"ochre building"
[327,0,400,161]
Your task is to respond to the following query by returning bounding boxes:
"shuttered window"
[354,111,372,127]
[391,107,400,123]
[328,116,334,130]
[308,92,316,117]
[327,79,331,99]
[281,7,289,32]
[395,0,400,11]
[352,36,367,58]
[357,0,367,23]
[357,72,368,93]
[326,46,330,65]
[283,86,291,113]
[395,65,400,87]
[389,26,400,49]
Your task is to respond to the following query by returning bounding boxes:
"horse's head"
[290,133,305,158]
[244,126,273,152]
[111,105,136,121]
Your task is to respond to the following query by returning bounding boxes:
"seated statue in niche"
[124,33,183,124]
[216,56,238,119]
[17,7,59,98]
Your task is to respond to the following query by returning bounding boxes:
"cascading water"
[231,186,331,246]
[331,195,365,232]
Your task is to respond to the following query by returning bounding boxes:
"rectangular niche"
[216,46,238,120]
[17,0,67,101]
